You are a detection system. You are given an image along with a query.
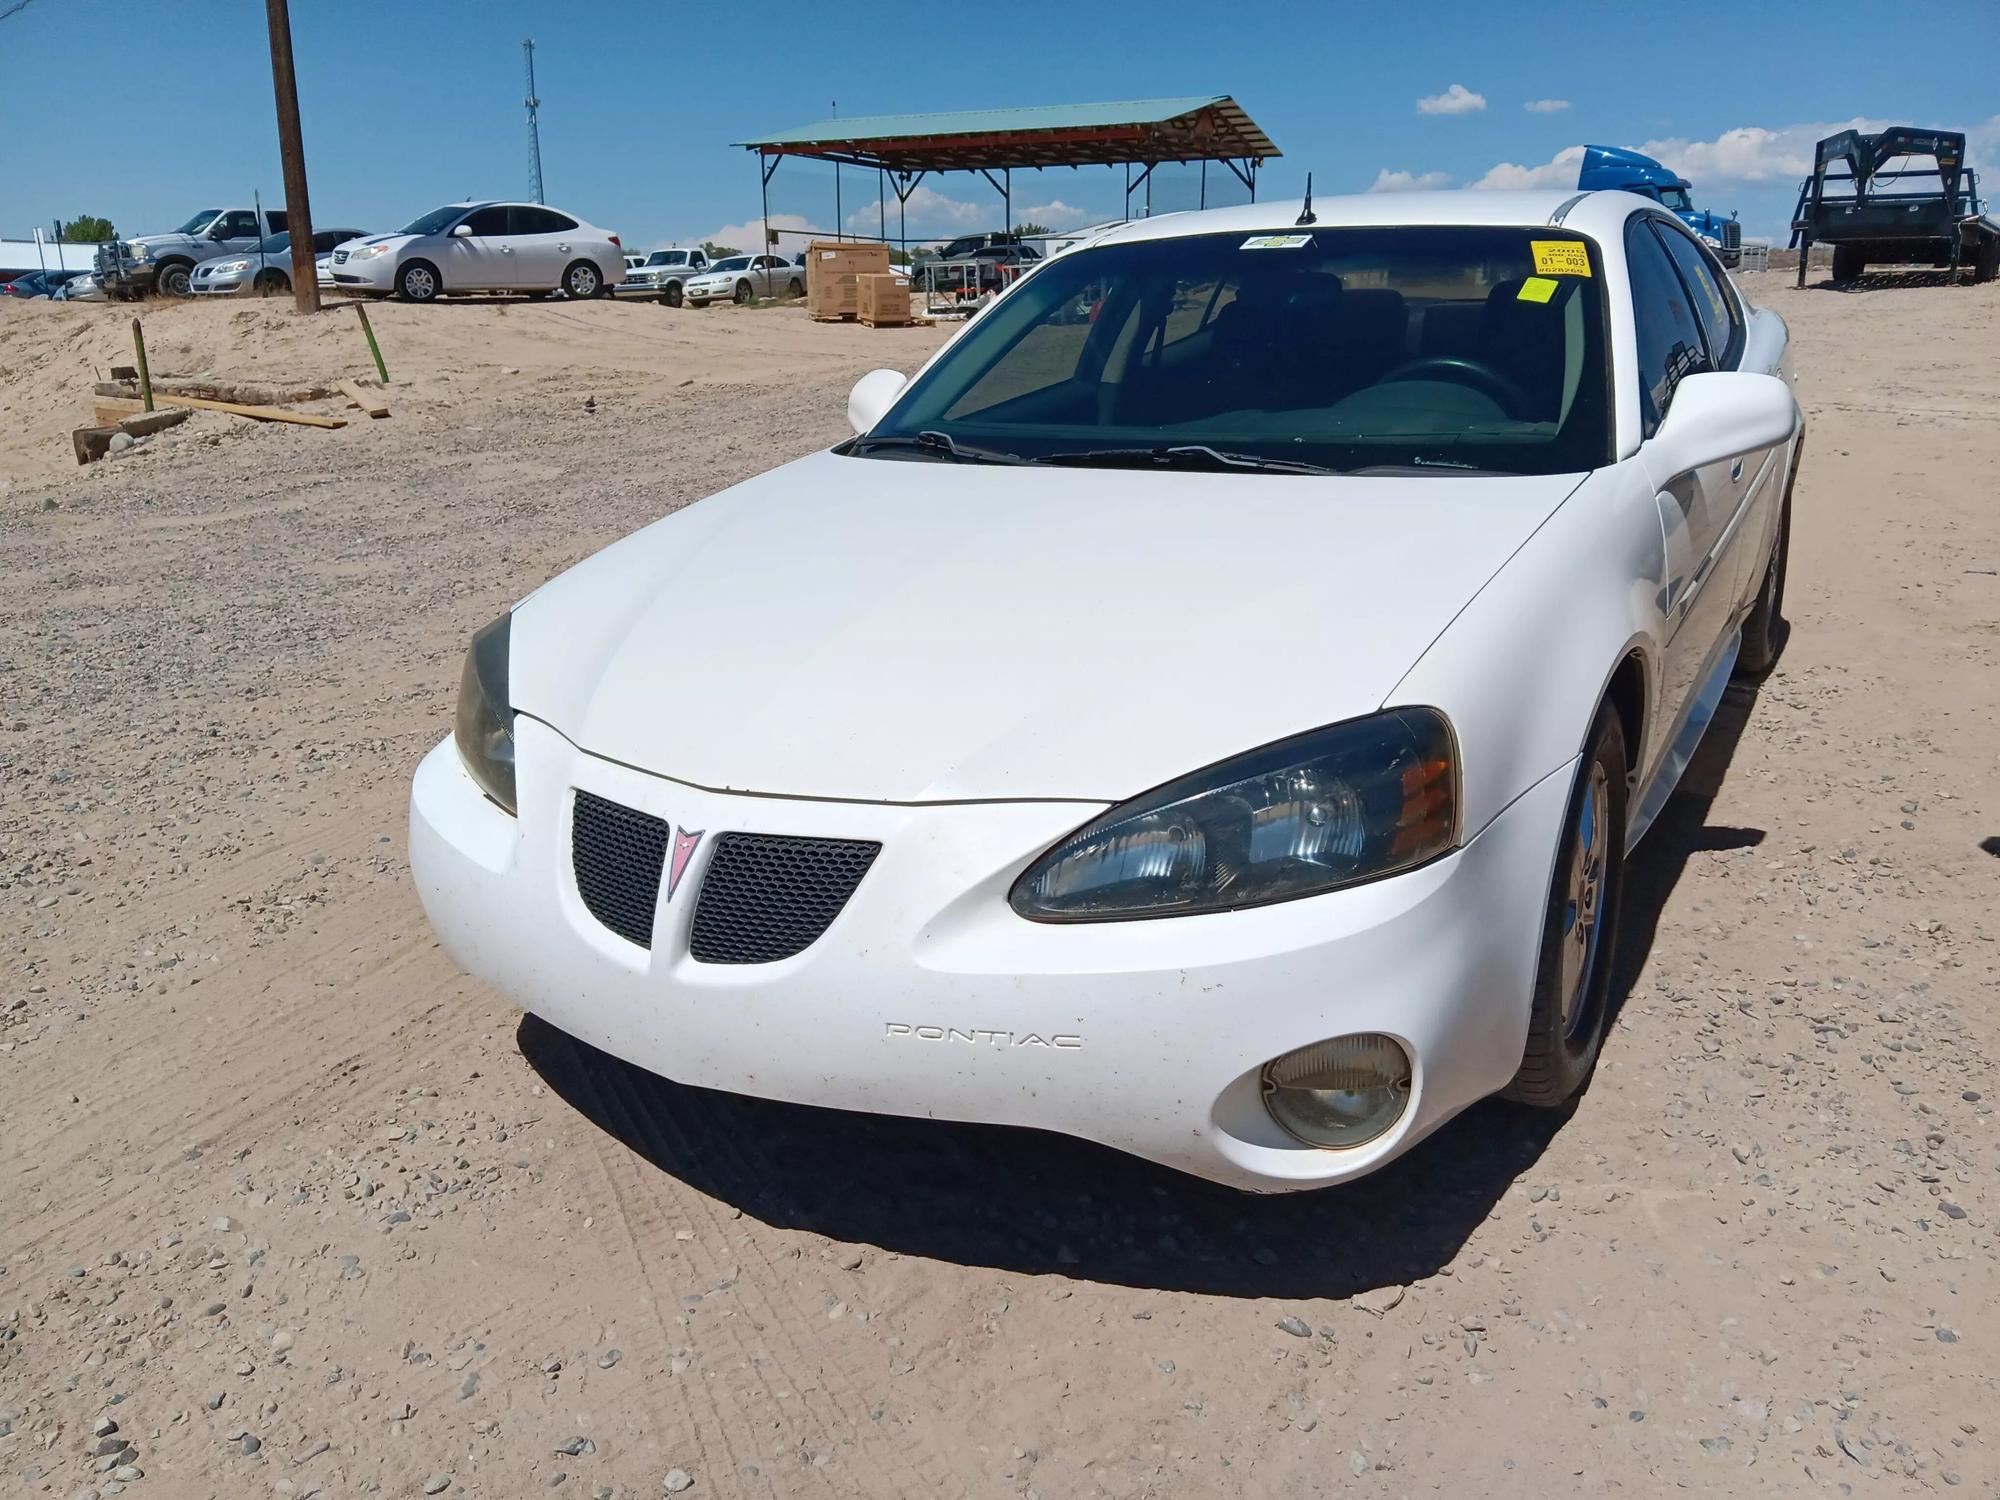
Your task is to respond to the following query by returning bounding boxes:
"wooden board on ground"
[94,391,345,430]
[338,380,390,419]
[72,407,190,465]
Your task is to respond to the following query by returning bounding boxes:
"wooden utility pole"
[264,0,319,313]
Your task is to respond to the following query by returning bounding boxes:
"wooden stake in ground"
[131,319,153,412]
[354,303,388,382]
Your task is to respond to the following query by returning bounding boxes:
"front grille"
[332,249,348,264]
[690,833,880,965]
[572,791,670,948]
[1722,220,1742,251]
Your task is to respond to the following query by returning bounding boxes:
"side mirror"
[1646,370,1796,480]
[847,368,907,435]
[451,223,474,239]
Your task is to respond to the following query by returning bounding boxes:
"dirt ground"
[1,275,1995,1499]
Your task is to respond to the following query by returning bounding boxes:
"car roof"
[1085,190,1651,249]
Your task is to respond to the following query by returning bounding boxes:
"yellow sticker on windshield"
[1530,240,1591,277]
[1516,276,1558,304]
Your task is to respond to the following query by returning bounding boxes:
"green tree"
[1013,221,1051,237]
[702,241,740,259]
[61,215,117,243]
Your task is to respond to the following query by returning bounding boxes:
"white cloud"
[1368,168,1453,193]
[845,182,991,235]
[1469,144,1587,190]
[691,212,811,253]
[1417,84,1486,116]
[1523,98,1570,114]
[1017,199,1093,229]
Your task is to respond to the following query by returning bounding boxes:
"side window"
[461,206,510,236]
[312,230,350,252]
[267,210,288,233]
[509,206,576,235]
[1624,217,1711,438]
[220,211,261,238]
[1652,223,1740,368]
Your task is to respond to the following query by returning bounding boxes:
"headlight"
[1700,234,1721,248]
[350,244,393,260]
[453,613,516,814]
[130,244,154,262]
[1010,708,1456,921]
[214,260,249,274]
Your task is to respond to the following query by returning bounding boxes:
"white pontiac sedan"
[411,191,1801,1192]
[326,202,626,302]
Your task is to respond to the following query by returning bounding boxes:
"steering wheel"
[1381,355,1530,418]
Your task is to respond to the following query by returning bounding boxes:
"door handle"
[500,246,512,253]
[1730,458,1743,481]
[557,243,570,252]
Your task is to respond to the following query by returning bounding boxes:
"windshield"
[400,205,467,237]
[708,257,751,273]
[174,209,223,236]
[1658,187,1692,212]
[862,225,1612,476]
[646,251,687,266]
[251,232,291,255]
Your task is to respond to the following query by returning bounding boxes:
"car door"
[1629,215,1737,741]
[443,205,512,289]
[1651,219,1774,613]
[214,209,263,254]
[511,206,579,287]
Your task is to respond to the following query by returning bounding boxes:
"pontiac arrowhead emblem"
[666,826,704,900]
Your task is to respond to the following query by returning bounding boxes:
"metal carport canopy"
[734,96,1280,248]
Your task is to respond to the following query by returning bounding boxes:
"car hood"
[509,450,1583,803]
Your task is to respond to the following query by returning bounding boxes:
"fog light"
[1261,1034,1412,1150]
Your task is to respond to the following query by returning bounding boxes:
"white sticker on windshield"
[1240,234,1312,250]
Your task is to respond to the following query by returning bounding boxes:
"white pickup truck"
[94,206,288,299]
[616,246,710,306]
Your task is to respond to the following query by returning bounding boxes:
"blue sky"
[3,0,1996,250]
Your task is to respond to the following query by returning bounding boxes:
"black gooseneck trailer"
[1789,126,2000,287]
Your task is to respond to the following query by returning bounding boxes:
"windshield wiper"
[848,430,1030,465]
[1035,444,1339,476]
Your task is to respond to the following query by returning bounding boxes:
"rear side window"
[219,211,261,238]
[1625,217,1711,438]
[509,207,578,235]
[461,206,510,236]
[1651,222,1741,368]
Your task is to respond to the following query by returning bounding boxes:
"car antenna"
[1296,173,1317,227]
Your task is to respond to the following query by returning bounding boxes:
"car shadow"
[517,674,1770,1300]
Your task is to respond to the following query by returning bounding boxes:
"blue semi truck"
[1578,145,1741,266]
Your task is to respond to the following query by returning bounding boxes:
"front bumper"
[191,266,254,295]
[327,253,396,292]
[410,717,1570,1192]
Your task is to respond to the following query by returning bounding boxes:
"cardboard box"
[807,239,891,320]
[857,274,911,326]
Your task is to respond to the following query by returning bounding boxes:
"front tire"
[562,260,602,300]
[786,277,804,299]
[154,261,194,298]
[1505,705,1629,1108]
[254,269,289,296]
[734,279,754,305]
[396,260,441,302]
[661,280,684,308]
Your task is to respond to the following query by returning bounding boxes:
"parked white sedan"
[411,191,1801,1191]
[681,253,803,306]
[326,202,625,302]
